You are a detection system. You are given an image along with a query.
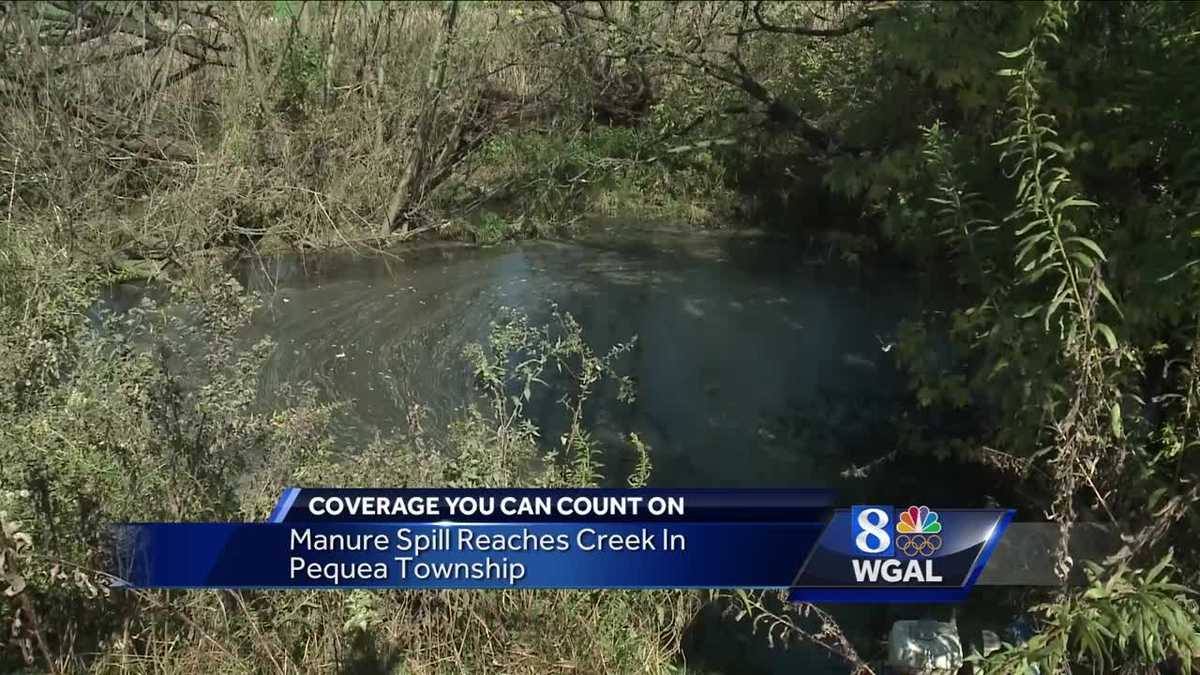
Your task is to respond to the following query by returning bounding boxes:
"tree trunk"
[322,2,344,110]
[383,0,459,235]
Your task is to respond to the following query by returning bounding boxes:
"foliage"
[454,126,736,231]
[473,209,518,244]
[975,553,1200,675]
[277,32,325,114]
[870,2,1200,669]
[918,122,998,287]
[461,306,638,487]
[724,590,875,675]
[3,0,1200,672]
[0,223,696,671]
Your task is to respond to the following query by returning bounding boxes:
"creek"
[142,226,1008,673]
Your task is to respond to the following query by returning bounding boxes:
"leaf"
[1046,173,1067,196]
[1045,276,1071,329]
[1015,216,1052,236]
[1069,251,1097,269]
[1144,552,1172,584]
[1110,401,1123,439]
[988,359,1010,380]
[1016,230,1052,264]
[1065,236,1108,261]
[1095,279,1123,317]
[1057,197,1099,210]
[1094,322,1118,351]
[1017,304,1044,319]
[1026,261,1062,283]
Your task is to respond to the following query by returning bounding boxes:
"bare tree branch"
[47,1,230,66]
[550,0,864,155]
[730,0,885,38]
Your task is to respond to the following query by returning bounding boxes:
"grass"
[0,2,749,261]
[0,7,739,666]
[0,250,702,672]
[0,3,903,672]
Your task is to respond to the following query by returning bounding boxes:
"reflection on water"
[239,230,914,490]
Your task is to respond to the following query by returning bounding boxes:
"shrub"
[0,242,698,672]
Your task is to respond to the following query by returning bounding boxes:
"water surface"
[240,229,913,490]
[225,228,1008,673]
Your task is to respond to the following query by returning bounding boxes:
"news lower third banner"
[112,489,1018,603]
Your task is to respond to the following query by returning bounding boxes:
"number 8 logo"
[851,505,894,557]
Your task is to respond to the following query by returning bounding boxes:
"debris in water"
[877,333,896,352]
[887,620,962,675]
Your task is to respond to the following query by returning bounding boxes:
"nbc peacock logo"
[895,505,942,558]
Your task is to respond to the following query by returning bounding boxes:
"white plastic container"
[887,620,963,674]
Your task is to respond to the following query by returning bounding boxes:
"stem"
[15,593,61,675]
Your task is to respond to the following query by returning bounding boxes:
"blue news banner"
[112,489,1013,603]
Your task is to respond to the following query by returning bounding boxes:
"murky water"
[102,228,1012,673]
[240,229,915,493]
[235,229,938,674]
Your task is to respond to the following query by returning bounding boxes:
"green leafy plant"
[278,34,324,113]
[920,121,998,287]
[473,209,517,244]
[995,3,1119,337]
[461,306,638,488]
[975,553,1200,674]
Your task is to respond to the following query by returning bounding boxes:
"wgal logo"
[849,504,944,583]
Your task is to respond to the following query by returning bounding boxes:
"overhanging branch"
[550,0,866,156]
[731,0,885,38]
